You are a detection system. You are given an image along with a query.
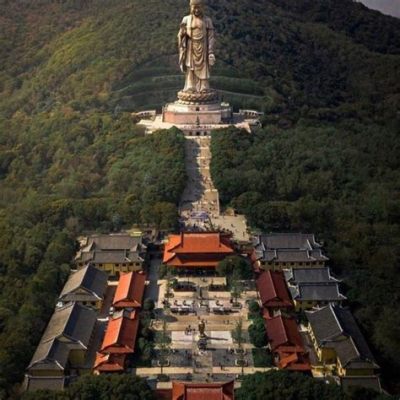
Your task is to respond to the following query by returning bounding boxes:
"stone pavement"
[212,367,275,374]
[144,259,161,304]
[133,365,275,377]
[179,135,250,242]
[180,137,219,221]
[134,367,193,376]
[211,214,250,242]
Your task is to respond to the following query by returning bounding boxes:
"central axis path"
[180,136,220,229]
[179,135,250,242]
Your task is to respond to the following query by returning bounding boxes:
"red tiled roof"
[172,381,235,400]
[94,353,126,372]
[279,352,299,368]
[257,271,292,309]
[165,258,224,268]
[262,308,272,320]
[113,272,146,309]
[100,313,139,354]
[265,316,311,371]
[155,389,173,400]
[163,233,234,267]
[265,316,304,351]
[276,348,311,371]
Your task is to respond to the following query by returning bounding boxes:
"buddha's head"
[190,0,204,17]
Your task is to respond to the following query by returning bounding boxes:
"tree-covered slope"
[211,122,400,391]
[0,0,399,396]
[1,0,400,115]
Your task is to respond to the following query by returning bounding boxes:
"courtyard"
[133,268,273,382]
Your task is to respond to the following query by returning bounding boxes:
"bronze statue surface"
[178,0,215,94]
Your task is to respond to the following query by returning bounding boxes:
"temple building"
[163,232,235,270]
[25,303,97,392]
[284,267,346,310]
[75,233,147,276]
[252,233,329,271]
[156,380,235,400]
[306,304,380,389]
[93,353,126,374]
[265,315,310,372]
[112,272,146,310]
[94,310,139,374]
[256,270,293,314]
[58,265,108,309]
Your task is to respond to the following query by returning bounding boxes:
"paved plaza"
[140,274,263,381]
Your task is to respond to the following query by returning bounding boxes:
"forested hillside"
[208,0,400,394]
[0,0,399,397]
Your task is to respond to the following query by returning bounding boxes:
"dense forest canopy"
[236,371,393,400]
[20,374,156,400]
[0,0,399,397]
[210,123,400,393]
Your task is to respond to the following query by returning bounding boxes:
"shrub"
[249,317,268,348]
[252,348,273,367]
[248,300,260,316]
[143,298,155,312]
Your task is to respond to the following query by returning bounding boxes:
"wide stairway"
[180,136,220,230]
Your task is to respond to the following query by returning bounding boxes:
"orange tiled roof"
[279,352,299,369]
[277,348,311,371]
[100,313,139,354]
[165,258,223,268]
[113,272,146,309]
[163,233,234,267]
[94,352,126,372]
[172,381,235,400]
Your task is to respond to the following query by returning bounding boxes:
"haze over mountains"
[359,0,400,18]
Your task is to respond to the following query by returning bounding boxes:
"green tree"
[236,371,344,400]
[232,318,246,374]
[345,386,393,400]
[217,256,252,280]
[248,317,267,348]
[21,390,68,400]
[143,298,155,312]
[230,270,244,306]
[68,374,155,400]
[156,318,171,374]
[248,300,260,316]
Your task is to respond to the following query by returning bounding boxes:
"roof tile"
[113,272,146,309]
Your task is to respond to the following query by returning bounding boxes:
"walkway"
[144,258,161,304]
[179,135,250,242]
[180,136,220,226]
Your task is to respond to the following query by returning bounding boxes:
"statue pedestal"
[163,101,232,125]
[138,90,258,136]
[163,89,232,125]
